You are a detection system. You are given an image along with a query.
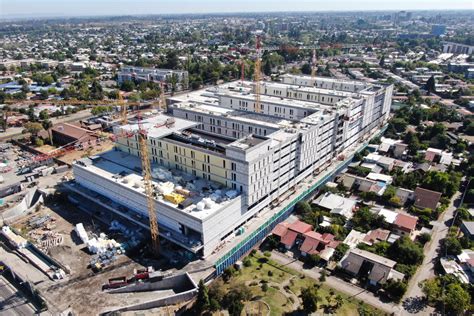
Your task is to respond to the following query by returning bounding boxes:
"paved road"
[0,275,37,316]
[0,109,93,141]
[401,191,461,314]
[270,250,402,315]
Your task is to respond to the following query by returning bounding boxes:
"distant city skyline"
[1,0,473,19]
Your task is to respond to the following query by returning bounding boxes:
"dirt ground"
[36,137,115,165]
[9,199,174,315]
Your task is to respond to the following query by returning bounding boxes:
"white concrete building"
[72,75,393,258]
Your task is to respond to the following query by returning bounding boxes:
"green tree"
[23,122,43,137]
[444,283,470,315]
[425,75,436,94]
[194,279,210,314]
[383,280,407,302]
[443,237,462,256]
[39,109,49,120]
[300,63,312,75]
[301,286,321,313]
[120,80,136,92]
[388,236,424,265]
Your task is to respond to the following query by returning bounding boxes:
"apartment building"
[72,75,393,258]
[117,66,189,91]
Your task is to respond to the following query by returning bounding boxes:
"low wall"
[102,273,198,314]
[2,188,44,224]
[109,272,197,294]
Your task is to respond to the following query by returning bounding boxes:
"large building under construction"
[71,75,393,258]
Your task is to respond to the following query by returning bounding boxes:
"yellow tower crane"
[118,94,160,256]
[136,119,160,256]
[254,35,262,114]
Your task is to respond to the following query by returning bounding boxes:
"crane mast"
[254,35,262,114]
[311,49,317,78]
[119,91,128,125]
[137,116,160,255]
[160,82,167,112]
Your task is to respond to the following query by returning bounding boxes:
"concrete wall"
[2,189,44,225]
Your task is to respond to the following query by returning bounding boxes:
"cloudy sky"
[1,0,472,18]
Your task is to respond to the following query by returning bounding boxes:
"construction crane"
[159,82,167,112]
[136,115,160,256]
[254,35,262,114]
[311,49,317,78]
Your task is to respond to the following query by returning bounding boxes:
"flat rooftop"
[217,89,330,112]
[115,113,198,140]
[75,150,241,221]
[174,102,294,130]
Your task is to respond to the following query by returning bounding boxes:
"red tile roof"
[304,231,322,240]
[363,229,390,244]
[272,223,289,238]
[288,220,313,234]
[52,123,96,141]
[300,236,321,255]
[281,230,298,247]
[394,213,418,231]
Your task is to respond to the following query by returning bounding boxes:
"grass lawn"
[222,252,386,316]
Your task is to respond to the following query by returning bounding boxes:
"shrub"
[243,257,252,267]
[267,270,273,277]
[264,251,271,257]
[262,283,268,292]
[418,233,431,245]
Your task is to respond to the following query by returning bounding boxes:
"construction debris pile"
[25,214,64,251]
[109,220,142,251]
[1,225,28,248]
[75,223,125,272]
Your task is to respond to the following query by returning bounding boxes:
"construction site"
[0,37,393,315]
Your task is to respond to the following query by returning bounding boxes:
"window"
[231,162,236,171]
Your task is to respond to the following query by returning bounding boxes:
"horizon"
[2,0,473,20]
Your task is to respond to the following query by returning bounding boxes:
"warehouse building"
[72,75,393,258]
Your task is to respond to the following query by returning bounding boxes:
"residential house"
[393,213,418,238]
[363,229,391,245]
[299,231,339,260]
[461,221,474,240]
[414,187,442,211]
[343,230,367,249]
[393,143,407,159]
[339,249,405,286]
[271,220,313,249]
[424,148,443,163]
[395,187,415,205]
[313,192,357,219]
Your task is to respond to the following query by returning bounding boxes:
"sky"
[1,0,473,19]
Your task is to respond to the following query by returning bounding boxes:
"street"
[0,275,37,316]
[401,191,461,314]
[270,250,402,315]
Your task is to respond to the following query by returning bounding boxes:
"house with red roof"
[271,220,313,249]
[393,213,418,238]
[299,231,339,258]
